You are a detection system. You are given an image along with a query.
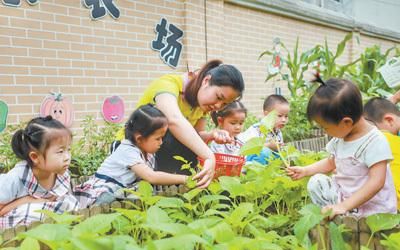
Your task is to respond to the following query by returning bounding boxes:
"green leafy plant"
[70,116,122,176]
[0,124,24,172]
[346,45,398,98]
[365,213,400,248]
[259,37,320,98]
[283,96,316,142]
[315,33,358,79]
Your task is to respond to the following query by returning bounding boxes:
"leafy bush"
[346,45,399,98]
[0,124,24,172]
[283,96,317,142]
[70,116,122,176]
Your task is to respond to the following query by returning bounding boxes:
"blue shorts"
[246,147,280,165]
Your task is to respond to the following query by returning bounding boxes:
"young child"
[0,116,79,229]
[209,101,247,155]
[74,104,189,207]
[287,76,396,218]
[364,97,400,209]
[237,94,289,164]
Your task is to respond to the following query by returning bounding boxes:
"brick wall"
[0,0,398,134]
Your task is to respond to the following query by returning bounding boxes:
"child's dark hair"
[364,97,400,123]
[184,59,245,107]
[11,116,72,166]
[210,101,247,126]
[307,78,363,124]
[125,104,168,144]
[263,94,289,111]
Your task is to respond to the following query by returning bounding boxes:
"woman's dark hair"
[210,101,247,126]
[307,78,363,124]
[263,94,289,111]
[364,97,400,123]
[125,104,168,144]
[11,116,72,166]
[184,59,245,107]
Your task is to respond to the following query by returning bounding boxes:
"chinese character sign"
[151,18,183,68]
[83,0,120,20]
[2,0,38,7]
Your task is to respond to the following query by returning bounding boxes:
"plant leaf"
[20,237,40,250]
[293,204,325,244]
[156,197,184,208]
[146,206,171,224]
[239,137,264,156]
[366,213,400,234]
[329,222,347,250]
[72,213,120,236]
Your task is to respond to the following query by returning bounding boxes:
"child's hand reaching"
[212,129,233,144]
[286,166,307,180]
[321,203,347,220]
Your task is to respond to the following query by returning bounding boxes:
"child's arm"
[286,157,336,180]
[265,141,281,151]
[0,196,51,216]
[131,163,188,186]
[322,160,387,218]
[196,119,233,144]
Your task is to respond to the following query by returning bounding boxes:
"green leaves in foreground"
[366,213,400,234]
[293,204,325,244]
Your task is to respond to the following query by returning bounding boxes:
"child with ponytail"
[287,73,396,218]
[0,116,79,229]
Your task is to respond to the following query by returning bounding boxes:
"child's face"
[33,135,72,175]
[264,103,290,130]
[314,116,353,138]
[197,76,240,112]
[138,126,168,154]
[218,111,246,137]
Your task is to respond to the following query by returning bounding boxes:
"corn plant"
[314,33,359,79]
[259,37,320,98]
[345,45,398,98]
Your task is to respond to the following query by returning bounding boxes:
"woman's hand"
[212,129,233,144]
[194,157,215,188]
[286,166,307,180]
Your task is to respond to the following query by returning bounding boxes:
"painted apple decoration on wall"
[0,100,8,133]
[102,95,125,123]
[40,93,74,127]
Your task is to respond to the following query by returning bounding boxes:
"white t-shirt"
[209,139,242,155]
[96,139,156,187]
[237,122,283,145]
[326,127,393,168]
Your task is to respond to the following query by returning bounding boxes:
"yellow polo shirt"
[116,74,205,140]
[383,131,400,209]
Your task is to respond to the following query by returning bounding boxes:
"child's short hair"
[125,104,168,144]
[364,97,400,123]
[263,95,288,112]
[210,101,247,126]
[307,78,362,124]
[11,116,72,166]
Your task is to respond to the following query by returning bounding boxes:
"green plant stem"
[317,224,327,250]
[366,232,375,248]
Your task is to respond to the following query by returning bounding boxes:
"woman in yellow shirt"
[117,59,244,188]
